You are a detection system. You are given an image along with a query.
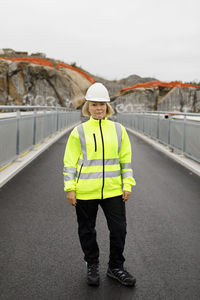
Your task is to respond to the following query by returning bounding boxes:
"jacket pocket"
[77,163,83,183]
[93,133,97,152]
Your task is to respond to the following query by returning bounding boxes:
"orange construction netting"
[56,62,95,84]
[119,80,200,95]
[0,57,95,84]
[0,57,53,67]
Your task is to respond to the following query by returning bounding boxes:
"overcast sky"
[1,0,200,82]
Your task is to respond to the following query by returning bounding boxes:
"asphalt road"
[0,130,200,300]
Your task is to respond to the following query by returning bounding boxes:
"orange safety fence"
[56,62,95,84]
[119,80,200,95]
[0,57,95,83]
[0,57,53,67]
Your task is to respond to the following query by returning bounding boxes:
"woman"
[63,83,136,287]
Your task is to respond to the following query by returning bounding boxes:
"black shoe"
[107,267,136,287]
[87,263,100,286]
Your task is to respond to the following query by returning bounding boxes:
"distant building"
[31,52,46,58]
[3,48,14,53]
[0,49,28,57]
[15,51,28,57]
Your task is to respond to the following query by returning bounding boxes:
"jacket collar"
[89,116,107,126]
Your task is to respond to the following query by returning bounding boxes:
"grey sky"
[1,0,200,82]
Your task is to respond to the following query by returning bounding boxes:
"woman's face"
[88,101,107,120]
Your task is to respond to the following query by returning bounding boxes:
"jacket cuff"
[64,185,76,192]
[123,184,132,192]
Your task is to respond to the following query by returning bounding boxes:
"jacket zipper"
[77,163,83,183]
[93,133,97,152]
[99,120,105,199]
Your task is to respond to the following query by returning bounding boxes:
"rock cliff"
[116,82,200,113]
[0,51,93,108]
[0,49,200,112]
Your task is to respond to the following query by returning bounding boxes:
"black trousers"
[75,195,127,269]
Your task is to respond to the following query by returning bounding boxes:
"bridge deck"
[0,130,200,300]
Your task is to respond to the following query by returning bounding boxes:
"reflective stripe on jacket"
[63,116,136,200]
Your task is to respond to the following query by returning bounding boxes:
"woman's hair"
[82,101,114,117]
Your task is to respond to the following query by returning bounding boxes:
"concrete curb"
[127,128,200,177]
[0,123,79,189]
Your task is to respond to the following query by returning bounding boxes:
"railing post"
[33,109,37,145]
[157,113,160,139]
[168,116,171,146]
[142,112,144,132]
[183,114,186,153]
[56,107,59,131]
[66,109,69,128]
[16,109,20,155]
[43,109,47,138]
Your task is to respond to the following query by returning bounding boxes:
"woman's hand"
[67,191,77,206]
[122,190,131,202]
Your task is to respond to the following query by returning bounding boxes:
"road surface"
[0,130,200,300]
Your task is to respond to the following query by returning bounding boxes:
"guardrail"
[0,106,80,169]
[117,111,200,163]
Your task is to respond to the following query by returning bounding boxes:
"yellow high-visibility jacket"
[63,117,136,200]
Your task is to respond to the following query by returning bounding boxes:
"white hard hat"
[85,83,110,102]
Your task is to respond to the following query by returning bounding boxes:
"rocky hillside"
[0,49,157,109]
[0,49,93,108]
[0,49,199,112]
[92,74,157,100]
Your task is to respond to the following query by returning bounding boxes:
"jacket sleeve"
[63,127,81,192]
[119,125,136,192]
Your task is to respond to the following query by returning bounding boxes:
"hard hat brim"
[85,97,110,102]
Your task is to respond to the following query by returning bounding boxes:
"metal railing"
[117,111,200,163]
[0,106,81,168]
